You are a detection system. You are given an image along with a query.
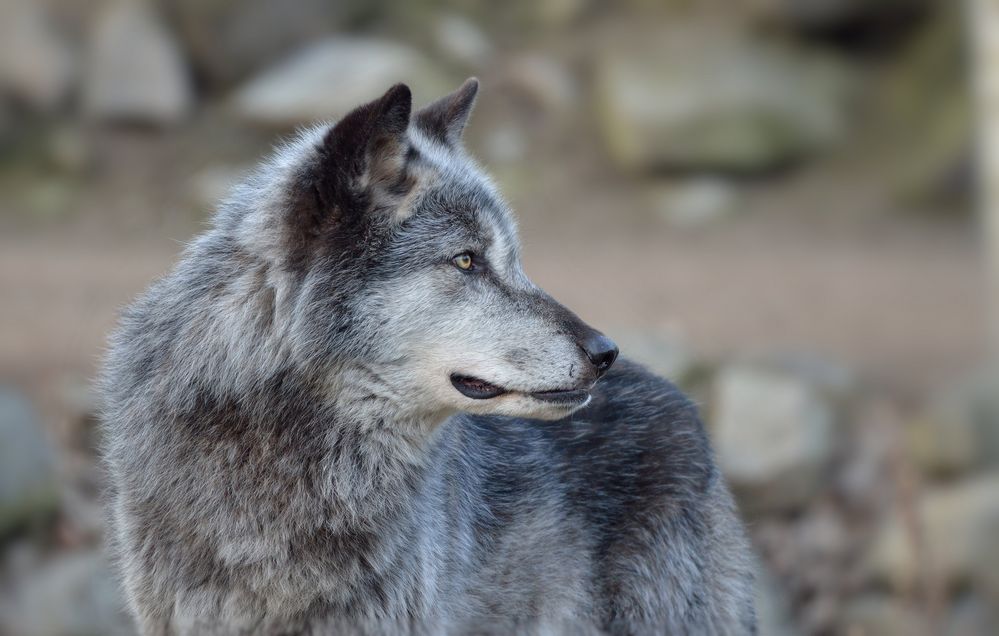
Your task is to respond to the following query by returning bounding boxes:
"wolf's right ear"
[414,78,479,146]
[313,83,413,217]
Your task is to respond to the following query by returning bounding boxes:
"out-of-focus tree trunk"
[970,0,999,352]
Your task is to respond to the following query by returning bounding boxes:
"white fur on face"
[363,240,591,421]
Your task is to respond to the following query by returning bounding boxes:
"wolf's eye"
[452,253,475,271]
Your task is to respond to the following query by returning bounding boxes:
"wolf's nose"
[582,333,618,377]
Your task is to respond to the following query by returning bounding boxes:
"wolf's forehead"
[409,135,518,241]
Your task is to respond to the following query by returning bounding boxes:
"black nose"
[581,332,618,377]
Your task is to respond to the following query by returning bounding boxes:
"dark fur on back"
[100,81,755,634]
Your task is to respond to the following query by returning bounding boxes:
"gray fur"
[100,80,756,635]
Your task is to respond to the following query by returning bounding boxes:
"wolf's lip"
[450,374,590,406]
[529,388,590,406]
[450,374,508,399]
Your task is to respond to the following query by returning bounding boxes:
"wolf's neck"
[315,361,449,529]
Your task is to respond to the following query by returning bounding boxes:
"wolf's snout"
[580,331,618,378]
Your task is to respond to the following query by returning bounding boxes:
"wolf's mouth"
[528,388,590,405]
[450,374,508,399]
[450,374,590,406]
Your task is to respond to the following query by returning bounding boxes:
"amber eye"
[452,253,474,271]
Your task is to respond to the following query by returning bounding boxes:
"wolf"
[100,79,756,635]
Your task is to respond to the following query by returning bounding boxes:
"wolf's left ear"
[314,83,413,215]
[414,78,479,146]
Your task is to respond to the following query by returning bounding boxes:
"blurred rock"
[164,0,346,88]
[0,1,75,111]
[794,502,850,562]
[0,99,11,143]
[908,413,977,480]
[835,401,895,512]
[25,177,76,221]
[748,0,928,31]
[756,566,801,636]
[877,2,975,202]
[866,472,999,600]
[760,351,855,403]
[648,178,741,228]
[840,596,929,636]
[56,377,98,429]
[54,376,101,454]
[594,25,851,173]
[533,0,591,27]
[882,1,970,203]
[83,1,193,125]
[946,594,997,636]
[46,126,94,176]
[0,388,58,536]
[1,551,133,636]
[503,54,577,114]
[799,593,840,635]
[190,164,252,212]
[481,123,529,164]
[612,332,703,388]
[434,14,493,69]
[907,371,999,477]
[711,364,835,514]
[233,37,451,128]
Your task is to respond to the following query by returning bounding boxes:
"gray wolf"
[100,79,756,634]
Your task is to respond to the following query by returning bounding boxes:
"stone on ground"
[866,472,999,601]
[711,364,836,514]
[0,388,58,536]
[233,37,451,128]
[83,1,193,125]
[0,0,75,112]
[594,24,851,172]
[1,551,133,636]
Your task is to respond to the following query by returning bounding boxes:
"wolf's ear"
[314,83,412,215]
[414,78,479,146]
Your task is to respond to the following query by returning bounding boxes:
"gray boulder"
[866,472,999,601]
[0,388,58,536]
[711,364,836,514]
[612,332,703,389]
[1,551,133,636]
[756,567,801,636]
[647,178,741,228]
[232,37,451,128]
[906,366,999,478]
[594,24,851,172]
[83,1,193,125]
[502,54,577,115]
[189,164,253,213]
[434,14,493,70]
[0,0,75,112]
[840,596,929,636]
[165,0,347,88]
[748,0,928,31]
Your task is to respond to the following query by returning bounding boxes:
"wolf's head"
[226,80,616,422]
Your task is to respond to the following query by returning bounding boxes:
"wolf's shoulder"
[552,357,715,495]
[458,358,716,507]
[583,357,701,428]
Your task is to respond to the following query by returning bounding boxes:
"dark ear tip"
[380,83,412,131]
[384,83,412,104]
[381,84,413,110]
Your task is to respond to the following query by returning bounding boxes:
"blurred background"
[0,0,996,634]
